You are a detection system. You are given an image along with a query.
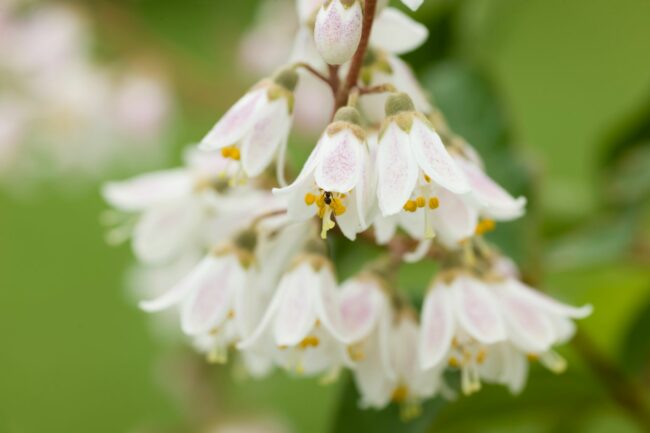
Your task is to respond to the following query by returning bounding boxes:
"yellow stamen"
[448,356,460,368]
[429,197,440,209]
[304,193,316,206]
[347,345,365,362]
[424,174,431,183]
[391,385,409,403]
[475,219,496,235]
[403,200,417,212]
[298,335,320,349]
[229,147,240,160]
[476,348,487,364]
[416,196,426,208]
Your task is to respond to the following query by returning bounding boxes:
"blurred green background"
[1,0,649,432]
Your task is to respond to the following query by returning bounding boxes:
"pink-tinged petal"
[507,279,593,319]
[273,264,317,346]
[400,0,424,11]
[313,266,348,342]
[419,285,454,369]
[180,255,244,335]
[431,188,479,247]
[199,88,266,150]
[456,157,526,220]
[376,122,418,215]
[409,119,469,194]
[452,276,506,344]
[241,98,291,177]
[315,129,363,193]
[496,283,555,353]
[133,199,201,264]
[338,278,383,342]
[102,169,192,212]
[314,0,363,65]
[371,7,428,55]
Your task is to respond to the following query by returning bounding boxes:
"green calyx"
[234,229,258,252]
[333,106,362,126]
[273,68,299,92]
[385,92,415,117]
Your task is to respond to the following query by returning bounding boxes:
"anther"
[429,197,439,209]
[403,200,417,212]
[416,196,426,208]
[304,193,316,206]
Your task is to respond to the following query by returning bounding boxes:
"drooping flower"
[314,0,363,65]
[200,69,298,182]
[238,249,350,378]
[274,107,373,239]
[375,93,470,240]
[419,272,591,395]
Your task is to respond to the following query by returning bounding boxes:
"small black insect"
[323,191,332,205]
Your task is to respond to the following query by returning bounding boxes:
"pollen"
[429,197,440,209]
[304,192,316,205]
[416,196,426,208]
[221,146,241,161]
[424,174,431,183]
[403,200,417,212]
[298,335,320,349]
[475,219,496,235]
[476,348,487,364]
[448,356,460,368]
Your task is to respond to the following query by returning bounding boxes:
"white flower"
[199,69,298,181]
[374,93,470,242]
[314,0,363,65]
[239,254,350,377]
[419,273,592,395]
[103,149,284,264]
[274,107,373,240]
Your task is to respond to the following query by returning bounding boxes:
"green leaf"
[329,376,446,433]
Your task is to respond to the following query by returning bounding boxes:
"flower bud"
[314,0,363,65]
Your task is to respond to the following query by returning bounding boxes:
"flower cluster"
[104,0,591,414]
[0,1,173,186]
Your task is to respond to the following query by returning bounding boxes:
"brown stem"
[294,62,332,87]
[335,0,378,110]
[358,83,397,95]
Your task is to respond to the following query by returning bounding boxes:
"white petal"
[400,0,424,11]
[376,122,418,215]
[496,283,556,353]
[508,279,593,319]
[419,285,454,369]
[313,266,348,342]
[409,118,469,194]
[180,255,244,335]
[353,332,393,409]
[200,88,266,150]
[373,214,398,244]
[314,129,363,193]
[452,276,506,344]
[273,135,324,196]
[338,278,383,342]
[456,157,526,220]
[336,191,363,241]
[240,98,291,177]
[132,199,201,264]
[371,7,428,54]
[431,188,479,247]
[138,258,203,312]
[102,169,192,212]
[273,264,317,346]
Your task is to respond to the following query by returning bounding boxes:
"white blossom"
[314,0,363,65]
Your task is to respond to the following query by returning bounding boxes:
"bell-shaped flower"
[314,0,363,65]
[199,69,298,181]
[419,272,591,395]
[273,107,373,240]
[238,251,350,378]
[375,93,470,240]
[358,309,441,415]
[138,231,259,364]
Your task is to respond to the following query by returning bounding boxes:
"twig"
[358,83,396,95]
[294,62,331,87]
[335,0,379,109]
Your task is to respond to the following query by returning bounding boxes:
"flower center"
[304,190,348,239]
[448,337,488,395]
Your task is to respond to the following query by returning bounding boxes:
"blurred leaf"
[330,377,446,433]
[622,296,650,374]
[606,142,650,206]
[545,211,639,271]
